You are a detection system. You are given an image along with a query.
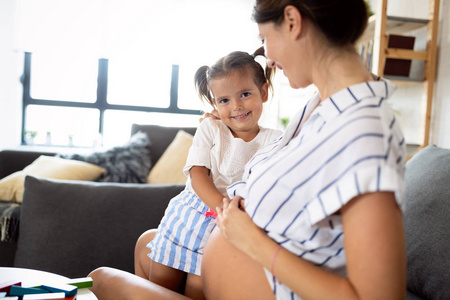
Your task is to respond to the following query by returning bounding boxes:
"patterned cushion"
[60,131,151,183]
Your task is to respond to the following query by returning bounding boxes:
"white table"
[0,267,97,299]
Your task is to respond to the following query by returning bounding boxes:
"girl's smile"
[231,111,251,120]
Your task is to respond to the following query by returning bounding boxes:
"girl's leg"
[185,274,205,300]
[88,267,191,300]
[134,229,157,279]
[135,229,186,292]
[149,260,187,294]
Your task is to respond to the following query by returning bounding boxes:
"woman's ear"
[284,5,302,39]
[261,83,269,103]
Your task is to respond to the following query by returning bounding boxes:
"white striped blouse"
[227,79,406,300]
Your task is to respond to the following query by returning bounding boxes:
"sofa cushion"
[14,176,185,278]
[403,145,450,299]
[60,131,151,183]
[147,130,193,184]
[131,124,196,167]
[0,156,105,203]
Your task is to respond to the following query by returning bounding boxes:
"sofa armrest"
[0,149,56,179]
[403,145,450,300]
[14,176,184,278]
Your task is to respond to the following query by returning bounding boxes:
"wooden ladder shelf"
[370,0,440,148]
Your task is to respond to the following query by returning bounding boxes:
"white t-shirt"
[228,80,406,300]
[183,118,282,199]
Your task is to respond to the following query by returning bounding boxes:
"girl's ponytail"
[252,46,275,95]
[252,45,265,58]
[194,65,214,107]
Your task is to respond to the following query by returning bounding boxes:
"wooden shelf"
[358,15,428,46]
[365,0,440,148]
[384,76,424,87]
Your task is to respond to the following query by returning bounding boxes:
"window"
[17,0,261,148]
[22,53,203,148]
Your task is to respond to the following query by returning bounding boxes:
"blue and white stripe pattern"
[227,80,406,300]
[148,188,216,275]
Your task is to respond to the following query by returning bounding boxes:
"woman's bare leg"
[185,274,205,300]
[88,267,191,300]
[134,229,157,279]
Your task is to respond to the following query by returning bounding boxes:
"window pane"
[102,110,201,148]
[30,52,98,102]
[24,105,100,147]
[107,57,171,108]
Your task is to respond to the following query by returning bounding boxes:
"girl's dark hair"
[194,46,274,108]
[252,0,368,47]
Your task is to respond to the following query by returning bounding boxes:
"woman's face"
[258,19,312,89]
[258,22,288,76]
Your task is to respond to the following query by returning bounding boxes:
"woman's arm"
[340,191,406,299]
[190,166,226,213]
[216,192,406,300]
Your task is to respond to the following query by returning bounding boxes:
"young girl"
[146,47,282,299]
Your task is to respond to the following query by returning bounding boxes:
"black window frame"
[20,52,202,146]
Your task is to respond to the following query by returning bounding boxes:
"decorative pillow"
[0,156,105,203]
[61,131,152,183]
[147,130,193,184]
[403,145,450,299]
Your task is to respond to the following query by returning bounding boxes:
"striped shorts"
[147,188,216,275]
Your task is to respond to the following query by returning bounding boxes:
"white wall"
[0,0,22,149]
[1,0,449,150]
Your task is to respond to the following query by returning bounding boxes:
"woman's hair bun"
[253,0,368,46]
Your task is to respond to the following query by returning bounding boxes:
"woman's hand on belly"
[215,196,266,255]
[201,227,275,300]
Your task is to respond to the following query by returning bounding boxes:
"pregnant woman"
[88,1,407,299]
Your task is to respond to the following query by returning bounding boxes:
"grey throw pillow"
[60,131,151,183]
[403,145,450,299]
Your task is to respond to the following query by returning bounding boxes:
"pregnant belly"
[201,227,275,300]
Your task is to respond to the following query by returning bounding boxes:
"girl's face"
[210,70,268,141]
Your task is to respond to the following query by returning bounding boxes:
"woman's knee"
[88,266,114,292]
[88,266,108,279]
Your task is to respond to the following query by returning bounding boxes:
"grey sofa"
[0,124,449,299]
[0,124,196,277]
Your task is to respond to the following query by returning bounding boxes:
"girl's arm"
[216,192,406,300]
[190,166,226,214]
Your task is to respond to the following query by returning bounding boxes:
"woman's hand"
[199,110,220,123]
[215,197,264,254]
